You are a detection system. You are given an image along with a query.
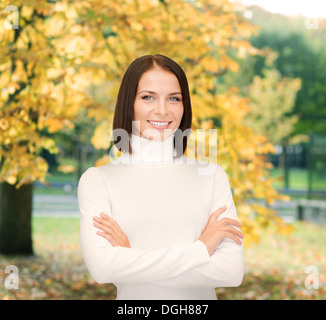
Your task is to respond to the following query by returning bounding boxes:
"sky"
[234,0,326,17]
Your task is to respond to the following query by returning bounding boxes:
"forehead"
[137,67,181,92]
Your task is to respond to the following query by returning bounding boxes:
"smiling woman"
[112,54,192,157]
[78,54,244,300]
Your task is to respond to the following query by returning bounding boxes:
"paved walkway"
[33,194,79,217]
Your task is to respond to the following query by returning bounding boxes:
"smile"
[147,120,172,129]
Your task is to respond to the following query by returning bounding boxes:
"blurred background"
[0,0,325,299]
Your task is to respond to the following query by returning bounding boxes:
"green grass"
[1,217,325,300]
[269,167,326,190]
[33,216,80,240]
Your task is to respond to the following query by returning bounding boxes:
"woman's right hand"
[198,206,244,256]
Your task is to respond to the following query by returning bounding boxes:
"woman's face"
[133,67,184,141]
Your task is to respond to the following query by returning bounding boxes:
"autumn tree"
[0,1,97,254]
[243,51,302,147]
[248,6,326,137]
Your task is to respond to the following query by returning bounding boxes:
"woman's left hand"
[93,212,131,248]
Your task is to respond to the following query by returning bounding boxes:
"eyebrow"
[137,90,182,96]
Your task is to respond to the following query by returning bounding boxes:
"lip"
[147,120,172,130]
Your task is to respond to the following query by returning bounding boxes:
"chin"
[142,127,175,141]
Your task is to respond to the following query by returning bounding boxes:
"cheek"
[174,104,184,122]
[133,101,147,121]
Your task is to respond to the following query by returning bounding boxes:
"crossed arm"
[78,165,244,288]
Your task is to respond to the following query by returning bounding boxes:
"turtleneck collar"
[119,133,178,164]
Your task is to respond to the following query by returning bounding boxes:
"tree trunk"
[0,182,34,255]
[280,139,290,189]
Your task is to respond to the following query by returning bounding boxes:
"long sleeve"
[152,165,244,288]
[78,167,211,285]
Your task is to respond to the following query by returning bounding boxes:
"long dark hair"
[112,54,192,158]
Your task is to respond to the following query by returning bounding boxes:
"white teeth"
[148,121,170,126]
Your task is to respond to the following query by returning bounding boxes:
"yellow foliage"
[44,118,64,133]
[58,164,75,174]
[91,120,111,150]
[95,155,112,167]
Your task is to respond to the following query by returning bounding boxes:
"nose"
[155,98,168,116]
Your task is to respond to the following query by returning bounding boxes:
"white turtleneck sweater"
[78,133,244,300]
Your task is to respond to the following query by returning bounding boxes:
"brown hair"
[112,54,192,158]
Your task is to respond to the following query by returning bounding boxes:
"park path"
[33,194,80,217]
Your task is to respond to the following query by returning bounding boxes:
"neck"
[121,133,177,164]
